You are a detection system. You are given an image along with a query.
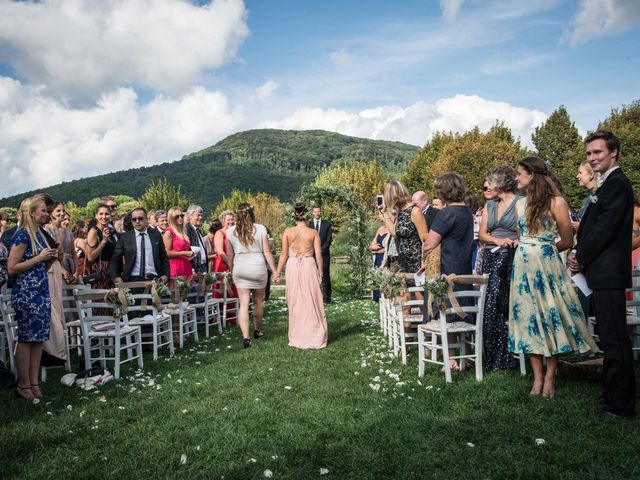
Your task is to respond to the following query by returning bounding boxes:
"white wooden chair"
[418,275,488,382]
[125,292,174,361]
[627,269,640,359]
[61,283,90,355]
[211,273,238,328]
[188,279,222,338]
[75,289,143,379]
[396,286,426,365]
[162,299,198,348]
[0,293,17,375]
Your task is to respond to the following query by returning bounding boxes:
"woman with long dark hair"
[226,203,276,348]
[509,157,597,398]
[273,202,328,349]
[8,195,59,400]
[85,204,117,289]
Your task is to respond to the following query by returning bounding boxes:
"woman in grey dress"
[226,203,277,348]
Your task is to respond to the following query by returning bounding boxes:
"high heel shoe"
[15,385,34,401]
[31,384,43,398]
[243,338,252,349]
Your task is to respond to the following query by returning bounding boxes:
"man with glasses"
[109,208,169,284]
[185,205,209,274]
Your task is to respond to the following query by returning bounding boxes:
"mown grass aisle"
[1,296,639,479]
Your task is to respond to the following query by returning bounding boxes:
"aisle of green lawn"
[1,296,639,479]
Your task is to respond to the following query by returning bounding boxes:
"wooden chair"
[418,275,488,382]
[211,273,239,329]
[75,289,143,379]
[188,279,222,338]
[125,292,174,361]
[396,286,426,365]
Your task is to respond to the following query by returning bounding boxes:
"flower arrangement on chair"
[104,286,135,318]
[368,266,407,300]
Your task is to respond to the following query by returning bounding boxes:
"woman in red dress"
[213,210,238,321]
[163,207,194,279]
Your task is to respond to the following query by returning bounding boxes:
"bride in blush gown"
[273,203,328,349]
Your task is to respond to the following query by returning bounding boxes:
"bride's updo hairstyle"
[293,202,307,222]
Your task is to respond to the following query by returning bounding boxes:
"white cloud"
[0,77,244,197]
[262,94,547,148]
[0,0,249,98]
[566,0,640,46]
[252,80,279,100]
[439,0,464,22]
[329,49,354,69]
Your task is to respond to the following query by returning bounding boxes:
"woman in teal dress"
[509,157,598,399]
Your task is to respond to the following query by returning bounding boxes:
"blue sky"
[0,0,639,196]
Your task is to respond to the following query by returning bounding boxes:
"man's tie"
[315,221,320,232]
[139,232,146,278]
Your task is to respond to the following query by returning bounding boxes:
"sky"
[0,0,639,197]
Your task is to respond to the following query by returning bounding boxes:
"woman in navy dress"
[370,211,390,301]
[8,195,58,401]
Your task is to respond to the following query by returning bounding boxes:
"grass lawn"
[1,294,639,479]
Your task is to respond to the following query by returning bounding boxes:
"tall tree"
[402,131,454,193]
[532,106,585,209]
[139,179,189,212]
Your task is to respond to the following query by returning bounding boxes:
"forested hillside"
[0,129,418,212]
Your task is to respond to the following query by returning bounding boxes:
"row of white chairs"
[1,273,240,380]
[378,274,526,383]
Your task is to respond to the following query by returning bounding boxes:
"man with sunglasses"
[109,208,169,285]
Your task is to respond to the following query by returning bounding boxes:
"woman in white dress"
[226,203,277,348]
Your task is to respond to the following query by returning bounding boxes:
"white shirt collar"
[597,165,620,187]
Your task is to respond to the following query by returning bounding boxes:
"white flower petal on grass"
[248,458,257,464]
[118,406,125,410]
[99,396,107,402]
[47,411,53,416]
[284,386,292,390]
[180,454,187,465]
[182,409,188,414]
[79,410,86,418]
[535,438,545,446]
[66,405,73,411]
[320,468,329,475]
[264,470,273,478]
[196,445,201,451]
[467,442,475,448]
[369,383,380,392]
[271,455,278,460]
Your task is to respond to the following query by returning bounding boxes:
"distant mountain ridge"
[0,129,419,212]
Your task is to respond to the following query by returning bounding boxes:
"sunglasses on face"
[175,213,185,218]
[131,216,146,222]
[482,186,491,192]
[108,204,117,209]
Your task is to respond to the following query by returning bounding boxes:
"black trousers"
[592,289,636,416]
[322,254,331,303]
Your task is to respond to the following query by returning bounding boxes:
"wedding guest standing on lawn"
[7,195,59,401]
[478,167,519,371]
[568,131,636,418]
[511,157,597,399]
[309,205,332,304]
[163,207,194,279]
[85,204,117,289]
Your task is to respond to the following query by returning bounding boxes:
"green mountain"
[0,129,419,212]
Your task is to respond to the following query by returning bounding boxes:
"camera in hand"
[377,195,383,207]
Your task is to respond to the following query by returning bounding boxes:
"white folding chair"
[75,289,143,379]
[162,299,198,349]
[125,293,174,361]
[61,283,90,355]
[188,279,222,338]
[627,269,640,359]
[418,275,488,382]
[0,293,17,375]
[211,273,238,329]
[396,286,426,365]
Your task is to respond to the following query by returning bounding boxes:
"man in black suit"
[185,205,209,274]
[568,131,636,419]
[412,190,439,230]
[309,205,332,304]
[109,208,170,284]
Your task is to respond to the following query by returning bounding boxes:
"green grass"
[1,295,639,479]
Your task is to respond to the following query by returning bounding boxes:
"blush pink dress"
[286,246,328,349]
[167,227,193,278]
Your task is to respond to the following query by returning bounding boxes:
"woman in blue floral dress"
[509,157,598,399]
[7,195,58,401]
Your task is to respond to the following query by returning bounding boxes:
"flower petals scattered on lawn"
[248,458,257,464]
[320,468,329,475]
[180,454,187,465]
[467,442,475,448]
[284,386,292,390]
[535,438,545,446]
[264,469,273,478]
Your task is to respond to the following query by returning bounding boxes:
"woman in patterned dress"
[7,195,59,401]
[509,157,598,398]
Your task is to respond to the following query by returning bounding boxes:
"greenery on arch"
[298,183,370,296]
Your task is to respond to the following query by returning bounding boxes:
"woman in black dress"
[85,204,117,289]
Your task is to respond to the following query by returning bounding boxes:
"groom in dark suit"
[110,208,170,284]
[568,131,636,418]
[309,205,332,304]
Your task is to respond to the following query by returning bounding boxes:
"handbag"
[80,238,103,285]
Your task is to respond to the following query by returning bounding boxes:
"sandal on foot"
[253,330,265,339]
[31,384,43,398]
[243,338,252,349]
[15,385,34,401]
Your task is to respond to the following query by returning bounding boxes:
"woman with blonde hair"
[163,207,195,279]
[226,203,277,348]
[8,195,59,400]
[571,160,598,231]
[509,157,597,398]
[380,181,428,278]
